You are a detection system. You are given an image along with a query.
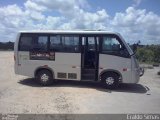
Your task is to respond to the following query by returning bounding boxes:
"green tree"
[136,47,154,63]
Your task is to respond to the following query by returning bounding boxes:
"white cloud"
[24,0,47,12]
[0,2,65,41]
[0,0,109,42]
[65,9,109,29]
[133,0,142,7]
[0,4,26,35]
[36,16,65,29]
[111,7,160,44]
[25,10,45,21]
[0,4,23,16]
[0,0,160,44]
[27,0,88,16]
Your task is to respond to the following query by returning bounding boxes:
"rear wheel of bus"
[36,69,54,86]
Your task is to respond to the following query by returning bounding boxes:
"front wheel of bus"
[101,72,119,89]
[36,70,54,86]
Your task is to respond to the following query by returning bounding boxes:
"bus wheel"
[36,70,53,86]
[101,72,119,89]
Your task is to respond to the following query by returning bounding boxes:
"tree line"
[136,45,160,64]
[0,42,14,50]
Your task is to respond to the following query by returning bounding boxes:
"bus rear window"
[19,34,48,51]
[19,36,33,51]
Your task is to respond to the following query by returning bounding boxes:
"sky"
[0,0,160,44]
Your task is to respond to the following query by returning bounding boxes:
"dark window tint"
[101,35,130,58]
[96,37,99,51]
[102,36,122,53]
[19,34,79,52]
[19,34,48,51]
[19,35,33,51]
[50,35,79,52]
[88,37,95,51]
[62,36,79,52]
[33,36,48,51]
[50,35,61,51]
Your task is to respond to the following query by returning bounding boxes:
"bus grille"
[57,73,67,78]
[68,73,77,79]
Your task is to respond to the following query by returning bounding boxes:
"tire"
[101,72,119,89]
[36,70,54,86]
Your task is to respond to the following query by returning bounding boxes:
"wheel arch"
[34,66,55,79]
[100,69,123,82]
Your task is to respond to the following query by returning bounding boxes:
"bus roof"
[19,30,120,35]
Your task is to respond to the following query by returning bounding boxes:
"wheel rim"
[105,77,114,85]
[41,74,49,82]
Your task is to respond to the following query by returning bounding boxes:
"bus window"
[31,36,48,51]
[50,35,61,51]
[19,35,33,51]
[19,34,48,52]
[102,36,122,52]
[102,36,122,54]
[101,36,129,57]
[62,36,79,52]
[36,36,48,51]
[88,37,95,51]
[96,37,99,51]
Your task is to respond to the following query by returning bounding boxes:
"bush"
[136,45,160,64]
[136,47,154,63]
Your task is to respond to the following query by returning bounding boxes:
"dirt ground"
[0,51,160,114]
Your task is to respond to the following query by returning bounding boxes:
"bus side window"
[101,35,129,57]
[50,35,61,51]
[31,36,48,51]
[62,36,79,52]
[50,35,79,52]
[102,36,122,52]
[88,37,95,51]
[37,36,48,51]
[19,36,33,51]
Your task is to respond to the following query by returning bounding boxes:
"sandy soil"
[0,51,160,114]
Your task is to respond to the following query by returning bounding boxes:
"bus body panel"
[14,33,20,74]
[99,54,133,83]
[16,52,81,80]
[50,52,81,80]
[99,54,140,83]
[131,55,140,83]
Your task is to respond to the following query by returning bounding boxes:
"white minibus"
[14,30,142,89]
